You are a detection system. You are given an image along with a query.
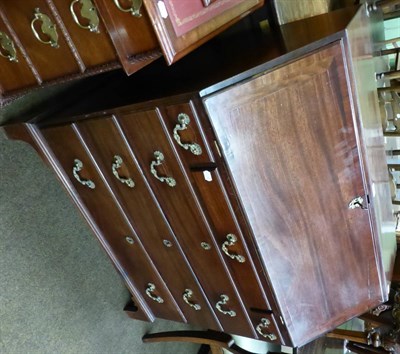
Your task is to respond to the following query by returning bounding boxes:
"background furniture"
[0,0,263,104]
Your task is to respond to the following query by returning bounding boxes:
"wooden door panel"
[143,0,263,64]
[52,0,117,68]
[39,124,185,323]
[0,0,81,81]
[117,108,257,338]
[75,116,221,330]
[203,42,382,346]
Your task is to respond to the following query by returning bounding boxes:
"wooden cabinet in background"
[3,4,397,349]
[0,0,263,102]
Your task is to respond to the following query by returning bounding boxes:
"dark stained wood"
[191,168,281,343]
[38,123,185,323]
[203,42,383,346]
[51,0,118,68]
[74,115,221,330]
[0,0,82,81]
[93,0,160,75]
[143,0,264,65]
[0,15,38,94]
[116,107,256,338]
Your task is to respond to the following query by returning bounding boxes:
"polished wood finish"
[203,42,384,346]
[3,4,396,350]
[39,124,185,323]
[93,0,161,75]
[51,0,118,68]
[116,107,256,338]
[0,15,38,94]
[0,0,82,81]
[75,115,221,330]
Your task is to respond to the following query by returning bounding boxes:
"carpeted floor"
[0,93,199,353]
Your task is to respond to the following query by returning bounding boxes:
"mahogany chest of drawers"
[3,4,397,348]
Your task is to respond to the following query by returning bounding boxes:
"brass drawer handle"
[145,283,164,303]
[0,31,17,62]
[215,294,236,317]
[256,318,277,341]
[113,0,143,17]
[348,196,367,210]
[31,8,59,48]
[73,159,95,189]
[70,0,100,33]
[150,151,176,187]
[221,234,246,263]
[112,155,135,188]
[173,113,202,156]
[183,289,201,311]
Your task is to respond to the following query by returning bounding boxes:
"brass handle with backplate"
[145,283,164,303]
[215,294,236,317]
[0,31,17,62]
[256,318,277,341]
[150,151,176,187]
[221,234,246,263]
[31,8,59,48]
[173,113,202,156]
[183,289,201,311]
[113,0,143,17]
[112,155,135,188]
[70,0,100,33]
[72,159,95,189]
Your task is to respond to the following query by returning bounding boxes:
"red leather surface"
[164,0,243,37]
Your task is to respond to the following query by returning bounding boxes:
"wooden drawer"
[191,167,281,340]
[74,115,221,330]
[94,0,161,74]
[52,0,117,68]
[116,107,257,337]
[160,101,215,166]
[142,0,264,64]
[0,0,81,82]
[0,15,38,94]
[39,123,185,323]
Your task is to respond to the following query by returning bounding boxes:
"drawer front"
[52,0,117,68]
[74,116,221,330]
[160,102,215,166]
[94,0,161,74]
[191,168,283,342]
[0,0,81,81]
[39,124,184,323]
[0,16,38,94]
[116,108,257,337]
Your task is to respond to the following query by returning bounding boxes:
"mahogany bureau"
[3,3,397,348]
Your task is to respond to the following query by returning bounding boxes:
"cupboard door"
[142,0,263,64]
[203,42,383,346]
[0,15,38,94]
[75,116,221,330]
[117,108,257,338]
[93,0,161,75]
[39,124,185,323]
[0,0,81,82]
[52,0,117,68]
